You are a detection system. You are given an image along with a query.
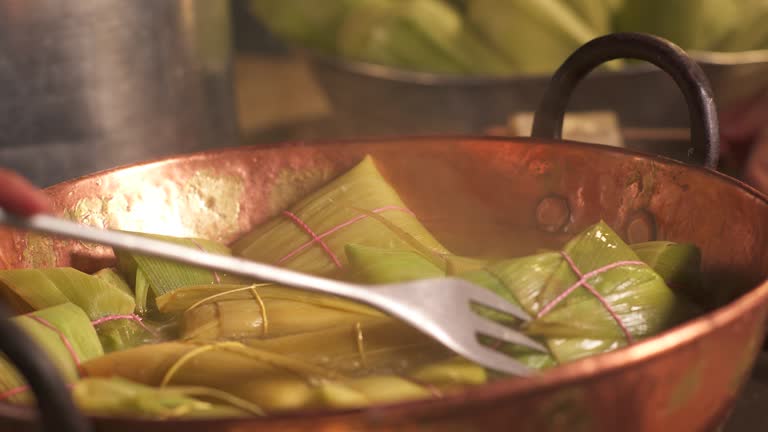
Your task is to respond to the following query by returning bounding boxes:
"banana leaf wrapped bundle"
[344,221,701,366]
[408,356,487,388]
[0,267,135,318]
[477,222,702,363]
[72,377,262,418]
[156,283,383,341]
[181,297,375,341]
[345,244,444,284]
[92,315,166,353]
[81,338,482,412]
[630,241,704,305]
[82,341,344,412]
[0,303,103,404]
[310,355,489,408]
[311,357,486,409]
[231,156,449,278]
[93,268,134,297]
[344,243,557,369]
[115,233,249,313]
[244,316,454,375]
[0,267,165,353]
[155,270,473,379]
[313,375,435,409]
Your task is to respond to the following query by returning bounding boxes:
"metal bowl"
[0,34,766,432]
[307,43,768,161]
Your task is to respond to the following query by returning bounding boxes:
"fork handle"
[0,210,391,309]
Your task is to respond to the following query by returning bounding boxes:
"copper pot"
[0,33,766,432]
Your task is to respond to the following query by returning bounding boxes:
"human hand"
[720,92,768,193]
[0,168,51,216]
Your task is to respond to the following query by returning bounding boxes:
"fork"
[0,209,548,376]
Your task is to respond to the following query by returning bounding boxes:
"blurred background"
[233,0,768,180]
[2,0,768,187]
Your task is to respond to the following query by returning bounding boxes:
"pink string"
[278,206,414,266]
[1,315,160,403]
[0,385,31,401]
[0,383,75,402]
[191,240,221,283]
[536,252,644,344]
[26,316,83,374]
[91,314,159,337]
[282,210,343,268]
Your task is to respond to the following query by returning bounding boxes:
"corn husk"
[93,317,167,354]
[314,375,434,409]
[468,0,601,74]
[483,337,557,370]
[337,0,516,76]
[544,337,623,363]
[409,356,487,388]
[231,156,449,277]
[345,244,444,284]
[181,298,375,341]
[344,244,505,321]
[156,282,382,341]
[115,233,249,302]
[155,284,382,317]
[0,268,135,320]
[339,221,695,367]
[444,255,488,275]
[132,268,151,314]
[337,0,470,75]
[630,241,704,305]
[81,341,339,412]
[476,221,698,363]
[93,268,134,297]
[564,0,612,34]
[345,243,521,346]
[0,303,103,404]
[532,222,696,339]
[615,0,750,51]
[91,267,167,351]
[244,317,453,375]
[459,268,526,325]
[248,0,352,55]
[343,244,554,370]
[72,377,261,418]
[84,339,450,413]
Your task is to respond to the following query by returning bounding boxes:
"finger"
[0,169,52,216]
[721,94,768,142]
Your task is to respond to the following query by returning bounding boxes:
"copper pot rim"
[19,136,768,424]
[46,134,768,199]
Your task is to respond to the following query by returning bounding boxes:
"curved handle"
[0,304,91,432]
[531,32,720,169]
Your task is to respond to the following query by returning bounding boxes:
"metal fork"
[0,209,548,376]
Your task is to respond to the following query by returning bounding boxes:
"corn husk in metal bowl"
[306,48,768,159]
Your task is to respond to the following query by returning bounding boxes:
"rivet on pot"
[626,210,657,243]
[536,196,570,233]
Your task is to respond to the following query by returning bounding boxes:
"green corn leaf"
[0,268,135,320]
[0,303,103,404]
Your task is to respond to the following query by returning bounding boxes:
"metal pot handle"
[531,32,720,170]
[0,304,91,432]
